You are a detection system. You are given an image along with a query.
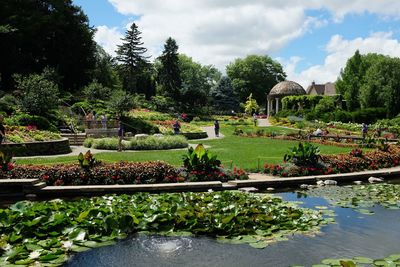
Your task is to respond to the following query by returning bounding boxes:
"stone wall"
[1,138,71,156]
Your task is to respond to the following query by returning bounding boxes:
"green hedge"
[84,135,188,150]
[4,113,58,131]
[121,115,160,135]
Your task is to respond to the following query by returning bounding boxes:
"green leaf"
[249,241,269,249]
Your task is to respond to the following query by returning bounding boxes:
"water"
[65,192,400,267]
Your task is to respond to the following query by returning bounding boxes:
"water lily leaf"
[321,258,341,265]
[82,241,100,248]
[70,245,90,253]
[76,210,90,222]
[385,254,400,261]
[69,229,86,241]
[374,259,390,266]
[14,258,34,265]
[39,253,60,262]
[311,264,330,267]
[249,241,269,249]
[339,260,356,267]
[355,209,374,215]
[352,256,373,264]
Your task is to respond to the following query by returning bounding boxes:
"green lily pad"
[249,241,269,249]
[352,256,373,264]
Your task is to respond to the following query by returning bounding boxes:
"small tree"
[244,93,259,115]
[15,72,60,116]
[108,90,134,118]
[83,80,111,103]
[211,76,239,112]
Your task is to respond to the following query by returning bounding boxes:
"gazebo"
[267,80,306,116]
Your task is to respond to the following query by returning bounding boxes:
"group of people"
[85,111,108,129]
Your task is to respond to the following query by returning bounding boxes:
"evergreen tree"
[211,77,239,112]
[158,37,182,101]
[115,23,149,93]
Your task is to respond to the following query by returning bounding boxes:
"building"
[307,82,336,95]
[267,80,306,116]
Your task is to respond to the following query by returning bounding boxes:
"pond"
[65,187,400,267]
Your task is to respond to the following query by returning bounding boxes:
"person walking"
[361,123,368,140]
[253,113,258,126]
[173,120,181,135]
[0,115,5,144]
[214,120,220,137]
[118,121,124,152]
[101,114,107,129]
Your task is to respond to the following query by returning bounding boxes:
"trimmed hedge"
[84,135,188,150]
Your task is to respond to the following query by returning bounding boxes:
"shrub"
[14,72,60,116]
[121,115,160,135]
[4,114,56,131]
[3,161,180,185]
[284,142,321,166]
[84,136,188,150]
[183,144,221,172]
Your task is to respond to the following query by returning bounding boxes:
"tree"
[108,90,134,118]
[15,72,60,116]
[244,94,259,115]
[158,37,182,101]
[83,80,111,104]
[226,55,286,107]
[92,45,120,89]
[115,23,149,93]
[211,76,239,112]
[178,54,221,112]
[0,0,96,91]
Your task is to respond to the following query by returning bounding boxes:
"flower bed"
[4,161,181,185]
[4,125,61,143]
[84,135,188,150]
[264,146,400,177]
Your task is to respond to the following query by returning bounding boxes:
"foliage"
[115,23,149,93]
[0,150,14,172]
[226,54,286,106]
[178,54,221,111]
[0,191,327,266]
[302,252,400,267]
[0,0,96,92]
[0,94,18,115]
[83,80,111,103]
[4,161,180,185]
[77,150,99,170]
[120,115,160,135]
[14,72,60,117]
[349,148,363,157]
[244,93,260,115]
[92,45,121,89]
[211,76,239,112]
[108,90,134,117]
[281,95,326,110]
[305,183,400,212]
[3,125,61,143]
[129,109,173,121]
[157,37,182,101]
[4,114,56,131]
[183,144,221,173]
[149,95,175,112]
[284,142,321,166]
[84,136,188,151]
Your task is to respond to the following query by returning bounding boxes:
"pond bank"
[1,166,400,199]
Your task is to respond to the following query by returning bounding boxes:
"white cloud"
[283,32,400,88]
[93,1,400,72]
[94,26,123,57]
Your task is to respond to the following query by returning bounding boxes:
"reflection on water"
[65,192,400,267]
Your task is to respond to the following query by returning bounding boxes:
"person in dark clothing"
[214,120,220,137]
[173,121,181,135]
[118,121,124,151]
[0,115,5,144]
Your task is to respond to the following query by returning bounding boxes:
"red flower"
[7,162,14,171]
[42,174,49,181]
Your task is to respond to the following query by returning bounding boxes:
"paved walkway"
[257,118,271,127]
[15,127,220,159]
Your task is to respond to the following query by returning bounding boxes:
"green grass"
[16,126,355,170]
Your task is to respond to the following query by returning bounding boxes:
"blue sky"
[73,0,400,87]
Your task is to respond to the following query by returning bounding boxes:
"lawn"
[16,126,355,170]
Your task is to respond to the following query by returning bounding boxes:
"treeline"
[337,50,400,117]
[0,0,286,118]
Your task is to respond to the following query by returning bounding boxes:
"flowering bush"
[350,148,363,157]
[4,125,61,143]
[264,145,400,177]
[3,161,180,185]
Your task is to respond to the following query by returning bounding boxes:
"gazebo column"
[275,97,280,114]
[267,99,270,116]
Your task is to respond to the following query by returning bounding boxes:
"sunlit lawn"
[16,126,355,170]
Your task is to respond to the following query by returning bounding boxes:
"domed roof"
[269,81,306,96]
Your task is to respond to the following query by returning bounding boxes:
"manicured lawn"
[16,126,355,170]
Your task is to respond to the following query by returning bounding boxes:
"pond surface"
[65,191,400,267]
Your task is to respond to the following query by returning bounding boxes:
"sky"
[72,0,400,88]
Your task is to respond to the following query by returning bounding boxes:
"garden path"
[257,118,271,127]
[15,129,220,159]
